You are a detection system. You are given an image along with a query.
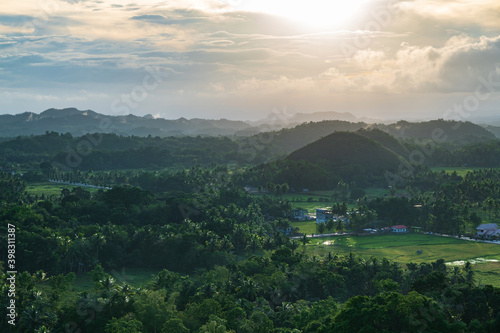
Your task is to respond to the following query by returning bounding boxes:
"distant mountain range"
[0,108,251,137]
[0,108,499,142]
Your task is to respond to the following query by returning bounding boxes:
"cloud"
[0,0,499,120]
[396,0,500,30]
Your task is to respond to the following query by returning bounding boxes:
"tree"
[336,220,344,233]
[162,319,189,333]
[333,292,450,333]
[350,188,366,201]
[464,261,475,285]
[301,234,309,247]
[91,233,106,262]
[289,240,299,254]
[105,314,143,333]
[134,290,172,333]
[317,222,325,234]
[326,219,334,232]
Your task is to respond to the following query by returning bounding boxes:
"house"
[316,208,334,224]
[277,226,298,236]
[391,225,408,233]
[476,223,499,238]
[292,209,308,220]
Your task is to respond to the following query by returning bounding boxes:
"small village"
[289,207,500,243]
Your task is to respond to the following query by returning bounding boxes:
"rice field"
[301,233,500,287]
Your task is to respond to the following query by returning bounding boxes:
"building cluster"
[476,223,500,239]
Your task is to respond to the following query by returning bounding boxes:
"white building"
[476,223,499,238]
[316,208,334,224]
[391,225,408,233]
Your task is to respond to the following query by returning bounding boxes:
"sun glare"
[238,0,371,28]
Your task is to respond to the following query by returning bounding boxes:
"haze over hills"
[373,120,496,143]
[0,108,499,145]
[0,108,252,137]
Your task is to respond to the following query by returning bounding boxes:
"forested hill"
[242,119,497,158]
[1,108,497,146]
[0,132,259,171]
[356,128,410,157]
[242,120,367,155]
[373,119,496,144]
[0,108,251,137]
[286,131,404,177]
[241,131,406,189]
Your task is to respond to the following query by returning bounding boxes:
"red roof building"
[391,225,408,233]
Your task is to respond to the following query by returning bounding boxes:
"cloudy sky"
[0,0,499,120]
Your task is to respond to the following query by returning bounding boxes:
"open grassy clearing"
[301,233,500,286]
[472,261,500,287]
[304,234,500,263]
[290,221,320,234]
[26,182,101,197]
[286,188,399,213]
[72,267,160,292]
[430,166,500,177]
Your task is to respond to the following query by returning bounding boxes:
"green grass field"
[430,166,500,177]
[302,233,500,287]
[72,267,160,292]
[473,262,500,287]
[290,220,320,234]
[285,187,396,213]
[26,182,101,197]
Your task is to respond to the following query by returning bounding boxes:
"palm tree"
[301,234,309,247]
[289,240,299,254]
[464,261,475,285]
[336,220,344,233]
[91,233,106,262]
[326,219,334,232]
[318,222,325,234]
[239,277,258,301]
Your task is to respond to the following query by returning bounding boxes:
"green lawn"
[430,166,500,177]
[285,187,397,213]
[26,182,101,197]
[301,233,500,286]
[290,220,319,234]
[72,267,160,292]
[364,187,391,198]
[473,261,500,287]
[305,234,500,263]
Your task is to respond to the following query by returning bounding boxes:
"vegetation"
[2,116,500,332]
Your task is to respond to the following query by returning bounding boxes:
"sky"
[0,0,499,121]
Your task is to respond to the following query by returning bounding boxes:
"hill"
[0,132,263,171]
[356,128,410,157]
[237,119,497,162]
[374,119,495,144]
[0,108,252,137]
[481,125,500,139]
[239,131,407,190]
[286,131,404,173]
[238,120,367,156]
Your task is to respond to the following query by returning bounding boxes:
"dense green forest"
[2,119,500,332]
